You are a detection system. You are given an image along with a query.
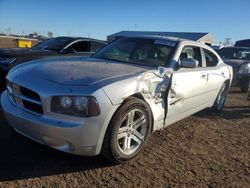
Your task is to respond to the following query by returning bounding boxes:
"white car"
[1,36,233,163]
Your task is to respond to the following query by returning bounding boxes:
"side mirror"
[181,58,199,68]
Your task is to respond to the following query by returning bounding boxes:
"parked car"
[248,87,250,100]
[235,39,250,48]
[1,36,233,163]
[218,47,250,92]
[0,36,107,90]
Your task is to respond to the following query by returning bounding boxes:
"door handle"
[169,89,176,98]
[201,73,207,79]
[170,93,176,98]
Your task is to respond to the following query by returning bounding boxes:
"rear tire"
[212,83,228,112]
[102,97,152,164]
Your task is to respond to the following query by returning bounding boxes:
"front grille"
[7,81,43,115]
[23,100,43,114]
[20,87,41,101]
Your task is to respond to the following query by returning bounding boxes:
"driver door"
[166,45,208,121]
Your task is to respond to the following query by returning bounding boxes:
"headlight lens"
[238,63,250,74]
[60,96,73,109]
[0,57,16,64]
[74,97,88,111]
[51,96,100,117]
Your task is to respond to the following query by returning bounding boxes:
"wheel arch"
[224,79,231,91]
[115,93,155,133]
[100,93,155,162]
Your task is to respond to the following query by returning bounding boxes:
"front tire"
[102,97,152,164]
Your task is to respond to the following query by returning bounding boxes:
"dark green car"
[218,47,250,92]
[0,36,107,91]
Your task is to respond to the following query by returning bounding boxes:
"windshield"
[93,38,176,67]
[218,48,250,60]
[32,37,73,52]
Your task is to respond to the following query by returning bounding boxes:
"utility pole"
[224,38,232,47]
[134,24,138,31]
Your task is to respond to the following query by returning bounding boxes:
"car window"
[70,41,90,52]
[204,49,218,67]
[180,46,202,67]
[235,40,250,48]
[93,38,175,67]
[32,37,73,52]
[218,48,250,60]
[90,41,106,52]
[218,48,235,59]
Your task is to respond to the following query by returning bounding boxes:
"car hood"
[9,57,151,86]
[223,59,250,68]
[0,48,57,58]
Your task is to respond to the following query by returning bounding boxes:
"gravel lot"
[0,88,249,187]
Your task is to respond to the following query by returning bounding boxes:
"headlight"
[0,57,16,64]
[60,96,73,109]
[51,96,100,117]
[238,63,250,74]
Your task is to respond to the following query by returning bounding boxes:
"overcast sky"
[0,0,249,44]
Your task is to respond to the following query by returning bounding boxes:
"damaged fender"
[102,66,173,131]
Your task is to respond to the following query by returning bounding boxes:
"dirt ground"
[0,88,249,187]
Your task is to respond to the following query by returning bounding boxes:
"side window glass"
[180,46,202,67]
[90,41,106,52]
[70,41,90,52]
[204,49,218,67]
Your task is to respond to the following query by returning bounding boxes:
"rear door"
[202,48,226,100]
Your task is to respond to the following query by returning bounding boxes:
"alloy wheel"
[116,109,148,155]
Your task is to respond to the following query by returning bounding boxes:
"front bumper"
[238,74,250,79]
[237,74,250,86]
[1,91,108,156]
[231,72,250,86]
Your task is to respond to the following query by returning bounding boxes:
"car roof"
[221,46,250,50]
[52,36,107,43]
[119,36,217,52]
[119,35,191,42]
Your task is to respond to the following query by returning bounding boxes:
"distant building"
[0,35,41,48]
[107,31,215,45]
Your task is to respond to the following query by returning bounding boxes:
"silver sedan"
[1,36,233,163]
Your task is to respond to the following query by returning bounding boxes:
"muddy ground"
[0,88,249,187]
